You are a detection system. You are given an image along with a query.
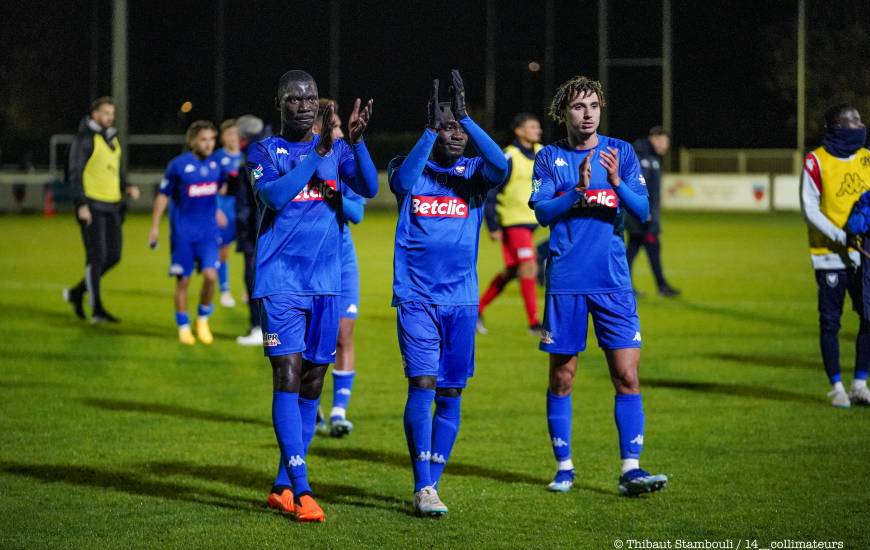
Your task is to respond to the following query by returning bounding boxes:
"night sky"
[1,0,868,167]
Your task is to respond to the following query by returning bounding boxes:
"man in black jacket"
[63,97,140,322]
[625,126,680,297]
[233,115,268,345]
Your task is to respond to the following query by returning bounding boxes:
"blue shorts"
[259,294,339,363]
[217,196,236,246]
[396,302,476,389]
[539,292,641,355]
[340,236,360,319]
[169,234,220,278]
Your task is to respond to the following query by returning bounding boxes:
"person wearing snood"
[800,103,870,408]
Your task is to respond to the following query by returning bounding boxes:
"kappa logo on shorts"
[263,333,281,347]
[633,331,642,342]
[540,330,554,345]
[169,263,184,275]
[411,195,468,218]
[826,273,839,288]
[517,247,534,260]
[346,304,358,314]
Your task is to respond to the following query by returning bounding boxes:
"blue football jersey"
[247,135,357,298]
[389,155,497,306]
[212,147,243,177]
[529,135,648,294]
[160,151,228,239]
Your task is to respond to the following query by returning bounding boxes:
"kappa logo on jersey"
[580,189,619,208]
[293,179,337,202]
[630,434,644,445]
[263,332,281,347]
[552,437,568,448]
[251,164,264,181]
[411,195,469,218]
[184,164,195,173]
[554,157,568,167]
[835,173,869,197]
[276,147,289,155]
[187,182,219,197]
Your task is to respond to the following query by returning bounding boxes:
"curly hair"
[547,75,606,124]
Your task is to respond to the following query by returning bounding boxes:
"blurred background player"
[389,71,508,516]
[250,70,376,523]
[64,96,140,323]
[478,112,544,336]
[800,103,870,408]
[148,120,228,345]
[530,75,667,497]
[625,126,680,297]
[233,115,268,346]
[312,99,362,438]
[213,119,243,308]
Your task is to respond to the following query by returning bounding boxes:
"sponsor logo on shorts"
[263,333,281,347]
[187,181,219,197]
[411,195,468,218]
[293,179,337,202]
[541,330,554,344]
[517,247,534,260]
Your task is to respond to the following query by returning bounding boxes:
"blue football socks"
[430,394,461,486]
[272,391,310,495]
[404,386,435,492]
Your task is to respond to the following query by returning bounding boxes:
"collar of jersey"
[425,157,467,174]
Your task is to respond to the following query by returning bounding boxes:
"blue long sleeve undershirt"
[534,189,583,227]
[342,195,365,224]
[614,179,650,221]
[392,129,437,195]
[342,140,379,199]
[255,150,323,211]
[459,116,509,185]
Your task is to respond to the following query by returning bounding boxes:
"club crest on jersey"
[454,165,466,175]
[579,188,618,208]
[293,179,337,202]
[263,333,281,347]
[187,181,218,197]
[411,195,468,218]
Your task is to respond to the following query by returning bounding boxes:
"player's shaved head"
[277,70,316,99]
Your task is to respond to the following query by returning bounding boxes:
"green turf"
[1,211,867,549]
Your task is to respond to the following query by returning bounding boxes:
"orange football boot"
[294,494,325,523]
[266,488,295,514]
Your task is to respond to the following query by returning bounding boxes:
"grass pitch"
[0,211,868,549]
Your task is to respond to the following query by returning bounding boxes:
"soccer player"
[529,75,668,496]
[64,96,140,323]
[249,70,377,523]
[213,119,243,308]
[149,121,227,345]
[312,99,362,438]
[625,126,680,297]
[478,112,544,335]
[801,103,870,407]
[389,70,508,516]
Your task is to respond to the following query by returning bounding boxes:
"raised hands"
[427,79,440,129]
[315,102,336,156]
[576,152,592,193]
[448,69,468,119]
[599,146,621,187]
[348,98,373,144]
